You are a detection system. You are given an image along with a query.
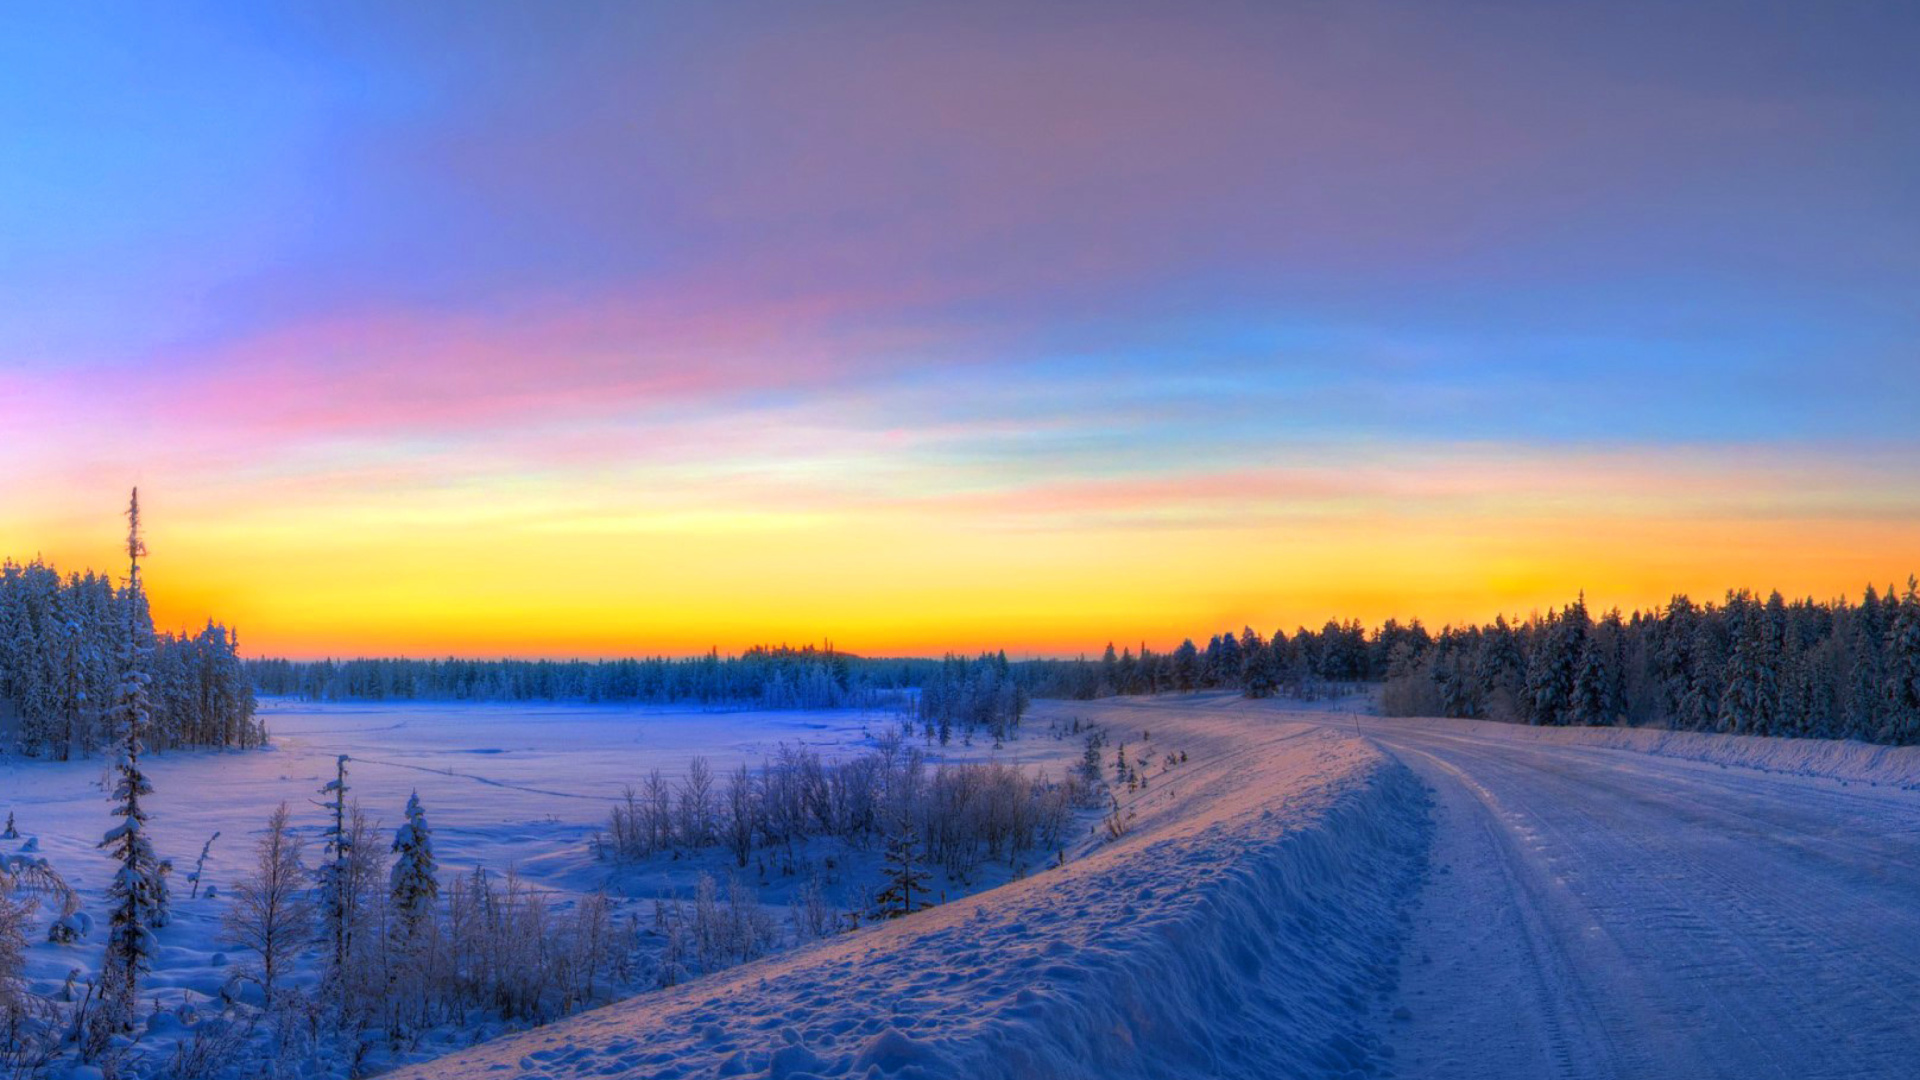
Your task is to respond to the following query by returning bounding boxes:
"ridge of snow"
[391,719,1432,1080]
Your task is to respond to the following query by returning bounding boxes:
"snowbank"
[1379,715,1920,790]
[391,720,1432,1080]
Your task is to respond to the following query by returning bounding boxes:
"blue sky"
[4,1,1918,655]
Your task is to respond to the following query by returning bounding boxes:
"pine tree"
[1171,640,1199,692]
[1719,611,1777,735]
[874,821,930,919]
[1242,630,1279,699]
[389,790,439,944]
[1525,599,1588,725]
[1568,638,1610,726]
[1655,595,1698,723]
[317,753,354,978]
[1077,734,1104,794]
[1884,577,1920,744]
[1475,615,1524,719]
[1679,617,1725,731]
[1215,631,1242,688]
[96,488,167,1034]
[1845,586,1887,738]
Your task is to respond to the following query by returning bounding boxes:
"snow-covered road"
[1361,716,1920,1080]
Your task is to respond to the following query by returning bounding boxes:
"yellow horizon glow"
[10,477,1916,661]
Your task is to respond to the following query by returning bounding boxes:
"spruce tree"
[1475,615,1524,718]
[874,821,930,919]
[1845,586,1887,737]
[1885,577,1920,743]
[317,754,353,977]
[1719,612,1776,735]
[1171,640,1199,692]
[389,790,439,944]
[1569,638,1610,726]
[1679,618,1725,730]
[1242,632,1280,699]
[96,489,168,1034]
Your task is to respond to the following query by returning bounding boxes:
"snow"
[1369,713,1920,790]
[1358,713,1920,1079]
[392,702,1433,1080]
[8,693,1917,1079]
[0,697,1086,1073]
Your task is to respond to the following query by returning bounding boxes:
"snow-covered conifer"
[389,790,439,943]
[317,754,354,980]
[1885,577,1920,744]
[95,489,168,1033]
[874,821,931,919]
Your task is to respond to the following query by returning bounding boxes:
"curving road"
[1357,718,1920,1080]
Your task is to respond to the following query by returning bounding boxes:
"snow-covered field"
[393,699,1433,1080]
[0,698,1087,1073]
[9,695,1918,1079]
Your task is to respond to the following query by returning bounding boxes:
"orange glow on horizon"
[11,481,1915,662]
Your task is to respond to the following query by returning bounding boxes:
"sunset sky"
[4,2,1918,659]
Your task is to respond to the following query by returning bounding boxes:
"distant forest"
[1029,581,1920,746]
[246,581,1920,748]
[246,646,934,710]
[0,559,259,758]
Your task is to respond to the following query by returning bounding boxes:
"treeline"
[1387,582,1920,744]
[246,645,931,710]
[1018,580,1920,746]
[1014,619,1400,701]
[915,651,1028,744]
[0,560,260,758]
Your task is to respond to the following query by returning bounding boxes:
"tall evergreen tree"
[1845,586,1887,738]
[317,754,354,978]
[1241,630,1279,699]
[1885,578,1920,744]
[1679,617,1725,730]
[96,489,168,1034]
[1170,639,1199,692]
[1719,607,1777,735]
[1569,637,1611,726]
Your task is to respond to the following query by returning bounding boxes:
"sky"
[4,1,1918,659]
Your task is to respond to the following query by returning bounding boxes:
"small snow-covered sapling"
[188,832,220,899]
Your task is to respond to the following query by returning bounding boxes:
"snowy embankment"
[1379,715,1920,790]
[394,714,1431,1080]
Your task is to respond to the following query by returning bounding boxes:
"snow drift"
[392,720,1431,1080]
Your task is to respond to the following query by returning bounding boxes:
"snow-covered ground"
[0,698,1087,1072]
[391,695,1920,1080]
[1366,712,1920,790]
[391,698,1434,1080]
[1358,714,1920,1080]
[10,695,1916,1079]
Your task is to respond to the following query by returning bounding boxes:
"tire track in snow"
[1370,720,1920,1080]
